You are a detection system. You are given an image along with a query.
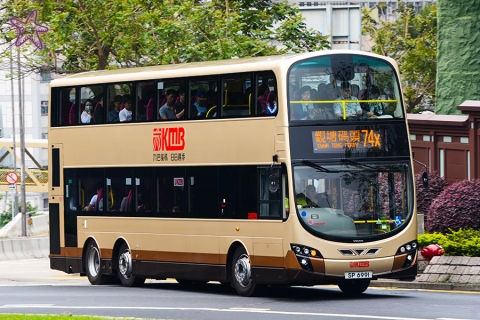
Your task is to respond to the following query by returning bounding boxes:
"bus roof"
[50,50,393,87]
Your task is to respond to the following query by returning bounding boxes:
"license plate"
[344,271,372,279]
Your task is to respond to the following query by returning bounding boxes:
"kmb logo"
[153,127,185,151]
[350,261,369,268]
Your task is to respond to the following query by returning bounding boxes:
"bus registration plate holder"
[344,271,372,279]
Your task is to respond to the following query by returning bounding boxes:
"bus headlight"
[395,241,418,268]
[290,244,323,272]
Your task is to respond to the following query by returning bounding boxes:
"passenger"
[137,192,145,212]
[119,94,133,122]
[174,89,186,119]
[326,83,337,100]
[257,84,268,113]
[333,82,363,119]
[266,90,278,115]
[80,99,94,124]
[293,86,329,120]
[291,85,311,120]
[83,184,103,211]
[193,90,208,118]
[136,101,146,121]
[305,185,318,207]
[93,93,105,124]
[107,95,122,123]
[367,86,384,117]
[160,89,183,120]
[317,84,335,119]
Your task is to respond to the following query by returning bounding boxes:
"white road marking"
[0,304,466,320]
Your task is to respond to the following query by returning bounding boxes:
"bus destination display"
[312,129,382,153]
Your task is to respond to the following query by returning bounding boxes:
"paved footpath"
[371,256,480,292]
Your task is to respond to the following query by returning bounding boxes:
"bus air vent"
[365,248,381,255]
[354,248,366,255]
[338,249,355,256]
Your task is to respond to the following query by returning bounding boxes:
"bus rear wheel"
[116,242,145,287]
[338,280,370,295]
[231,247,258,297]
[85,240,109,285]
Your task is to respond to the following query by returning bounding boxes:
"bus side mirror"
[422,171,428,189]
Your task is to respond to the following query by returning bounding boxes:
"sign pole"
[9,10,48,237]
[6,172,18,221]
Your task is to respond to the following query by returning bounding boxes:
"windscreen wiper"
[340,158,391,172]
[302,160,334,173]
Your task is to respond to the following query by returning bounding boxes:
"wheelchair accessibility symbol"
[395,216,402,227]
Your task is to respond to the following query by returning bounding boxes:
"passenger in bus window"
[107,95,122,123]
[292,86,329,120]
[119,95,133,122]
[305,185,318,207]
[333,82,362,119]
[160,89,183,120]
[193,90,208,118]
[174,90,186,119]
[317,83,334,118]
[266,91,277,115]
[81,99,94,124]
[291,85,310,120]
[137,192,145,212]
[366,86,384,117]
[84,184,103,211]
[93,93,104,123]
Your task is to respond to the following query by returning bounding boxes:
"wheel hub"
[234,254,251,287]
[118,249,132,278]
[87,246,100,277]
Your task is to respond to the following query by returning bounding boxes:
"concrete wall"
[436,0,480,114]
[0,212,48,238]
[0,237,49,261]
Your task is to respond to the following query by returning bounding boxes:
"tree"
[362,1,437,112]
[0,0,330,74]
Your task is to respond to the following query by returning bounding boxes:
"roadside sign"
[6,171,18,184]
[8,184,16,190]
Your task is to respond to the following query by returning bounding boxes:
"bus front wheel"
[85,240,109,285]
[338,280,370,295]
[116,242,145,287]
[231,247,258,297]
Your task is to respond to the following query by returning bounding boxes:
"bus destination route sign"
[312,129,382,153]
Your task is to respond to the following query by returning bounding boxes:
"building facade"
[408,101,480,184]
[0,58,50,211]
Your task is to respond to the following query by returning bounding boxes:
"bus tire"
[117,242,145,287]
[85,240,109,285]
[338,280,370,295]
[231,247,258,297]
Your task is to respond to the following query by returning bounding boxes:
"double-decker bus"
[48,50,417,296]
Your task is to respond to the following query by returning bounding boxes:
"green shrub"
[0,212,12,228]
[418,228,480,257]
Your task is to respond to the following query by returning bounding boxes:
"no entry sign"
[6,171,18,184]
